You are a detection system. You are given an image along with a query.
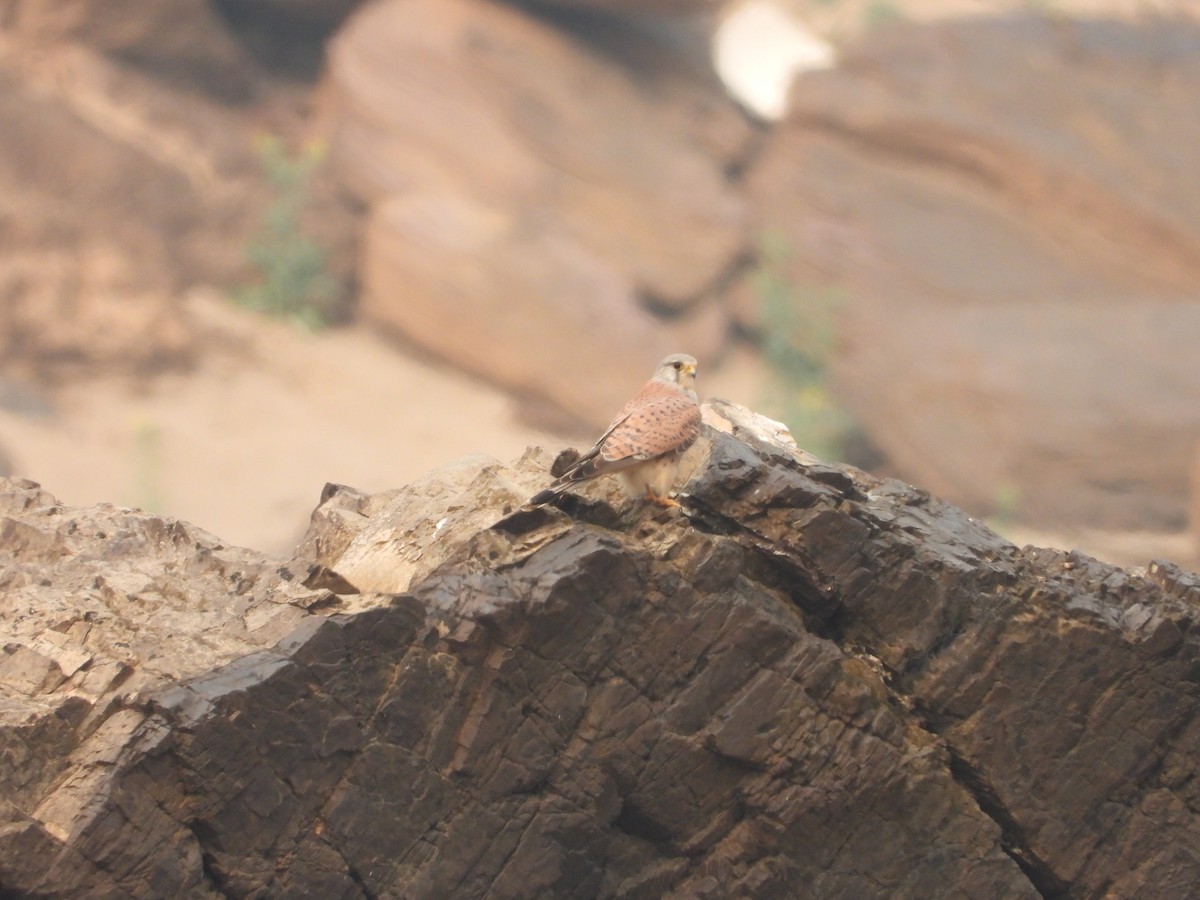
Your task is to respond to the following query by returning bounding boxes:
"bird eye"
[672,361,682,370]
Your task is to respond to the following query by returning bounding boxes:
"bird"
[530,353,702,508]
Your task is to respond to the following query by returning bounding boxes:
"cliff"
[2,401,1198,898]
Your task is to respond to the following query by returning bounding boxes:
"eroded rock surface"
[2,401,1200,897]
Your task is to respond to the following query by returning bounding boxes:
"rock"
[0,477,326,706]
[0,48,214,378]
[1192,441,1200,561]
[297,451,555,594]
[226,0,367,30]
[0,3,361,381]
[3,0,367,91]
[361,190,669,428]
[320,0,750,422]
[748,17,1200,531]
[515,0,722,12]
[2,0,256,97]
[4,401,1200,896]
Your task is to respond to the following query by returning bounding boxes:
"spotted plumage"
[530,353,701,507]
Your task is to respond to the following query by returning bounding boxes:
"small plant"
[132,416,164,514]
[864,0,903,27]
[986,482,1023,533]
[1022,0,1065,16]
[235,136,343,329]
[754,234,857,461]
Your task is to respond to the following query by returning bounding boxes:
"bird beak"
[684,363,697,377]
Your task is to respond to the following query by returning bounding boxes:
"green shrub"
[235,136,343,329]
[133,417,164,514]
[754,235,858,461]
[864,1,903,27]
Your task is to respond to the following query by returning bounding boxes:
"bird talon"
[646,491,680,509]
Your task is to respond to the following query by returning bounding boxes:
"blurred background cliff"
[0,0,1198,564]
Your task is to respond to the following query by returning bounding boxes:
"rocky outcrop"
[749,17,1200,532]
[320,0,751,425]
[2,400,1199,897]
[1192,441,1200,562]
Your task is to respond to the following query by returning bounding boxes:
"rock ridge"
[1,401,1199,897]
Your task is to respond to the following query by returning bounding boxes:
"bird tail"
[529,484,566,506]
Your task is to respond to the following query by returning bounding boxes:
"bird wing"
[552,382,700,488]
[529,382,701,504]
[599,382,701,463]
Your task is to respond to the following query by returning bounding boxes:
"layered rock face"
[2,402,1199,897]
[751,17,1200,530]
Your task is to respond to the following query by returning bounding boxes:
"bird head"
[654,353,698,398]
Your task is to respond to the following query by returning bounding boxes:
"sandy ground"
[0,292,570,554]
[0,291,1192,570]
[0,291,769,556]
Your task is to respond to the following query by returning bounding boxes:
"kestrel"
[531,353,702,508]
